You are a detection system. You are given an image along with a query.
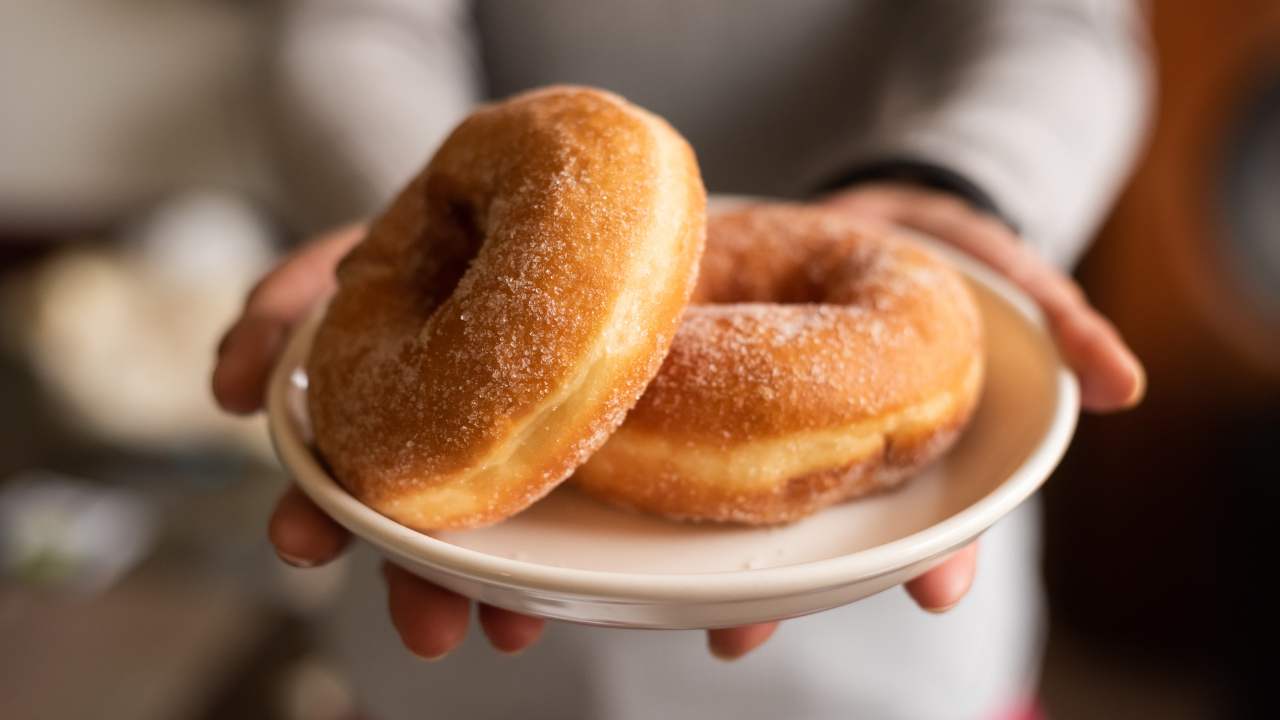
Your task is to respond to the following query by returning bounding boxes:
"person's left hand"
[719,181,1146,656]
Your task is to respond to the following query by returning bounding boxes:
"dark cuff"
[817,157,1020,235]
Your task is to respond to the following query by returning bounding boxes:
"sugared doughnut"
[307,87,706,530]
[574,205,984,524]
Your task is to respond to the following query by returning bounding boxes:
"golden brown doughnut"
[573,204,984,524]
[307,87,706,530]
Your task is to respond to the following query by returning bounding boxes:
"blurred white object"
[277,655,355,720]
[0,471,155,593]
[3,190,276,456]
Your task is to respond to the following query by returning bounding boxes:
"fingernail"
[412,650,448,663]
[276,549,317,568]
[922,600,961,614]
[216,329,233,358]
[495,646,526,657]
[708,645,742,662]
[1124,358,1147,407]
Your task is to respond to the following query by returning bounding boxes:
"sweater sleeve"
[271,0,482,232]
[814,0,1153,267]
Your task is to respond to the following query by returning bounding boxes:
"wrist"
[818,157,1019,235]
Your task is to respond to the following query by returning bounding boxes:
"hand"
[211,225,776,660]
[214,185,1144,662]
[823,182,1145,410]
[816,180,1146,618]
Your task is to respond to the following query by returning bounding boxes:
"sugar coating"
[306,86,705,528]
[627,204,980,442]
[574,203,986,524]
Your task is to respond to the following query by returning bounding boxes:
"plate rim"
[266,225,1079,604]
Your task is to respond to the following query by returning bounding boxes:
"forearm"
[822,0,1152,267]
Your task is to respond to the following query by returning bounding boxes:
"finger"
[1047,302,1146,411]
[211,224,365,414]
[875,201,1146,412]
[268,485,351,567]
[905,542,978,613]
[994,254,1144,411]
[477,603,546,655]
[212,315,286,414]
[383,563,471,660]
[822,191,905,220]
[243,224,364,321]
[707,622,779,660]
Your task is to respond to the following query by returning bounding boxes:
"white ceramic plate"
[267,223,1078,630]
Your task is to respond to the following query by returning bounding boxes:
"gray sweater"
[275,0,1150,267]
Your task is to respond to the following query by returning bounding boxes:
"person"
[213,1,1149,717]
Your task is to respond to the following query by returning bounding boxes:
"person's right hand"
[214,225,548,658]
[212,225,781,661]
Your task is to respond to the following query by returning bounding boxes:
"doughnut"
[307,87,706,530]
[573,205,984,524]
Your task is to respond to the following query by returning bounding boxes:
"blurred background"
[0,1,1276,718]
